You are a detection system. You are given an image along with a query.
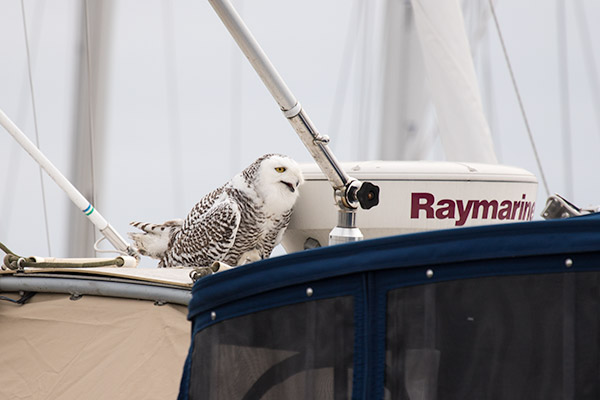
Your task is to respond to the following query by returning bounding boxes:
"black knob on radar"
[356,182,380,210]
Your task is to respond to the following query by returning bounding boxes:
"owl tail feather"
[128,220,183,259]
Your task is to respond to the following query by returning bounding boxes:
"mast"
[557,0,573,199]
[68,0,113,257]
[378,0,433,161]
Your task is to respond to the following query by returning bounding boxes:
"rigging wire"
[20,0,52,256]
[93,236,129,257]
[466,0,503,162]
[487,0,550,198]
[572,0,600,136]
[0,3,44,242]
[557,0,573,200]
[83,0,98,253]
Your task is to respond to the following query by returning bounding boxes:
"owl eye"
[275,167,286,173]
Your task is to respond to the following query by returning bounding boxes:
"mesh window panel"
[189,296,354,400]
[385,272,600,400]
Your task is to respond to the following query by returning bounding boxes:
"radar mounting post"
[208,0,380,245]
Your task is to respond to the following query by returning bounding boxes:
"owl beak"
[281,181,295,193]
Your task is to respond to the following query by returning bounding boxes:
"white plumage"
[128,154,304,268]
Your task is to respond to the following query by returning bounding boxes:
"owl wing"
[170,198,241,267]
[128,219,183,259]
[262,210,293,259]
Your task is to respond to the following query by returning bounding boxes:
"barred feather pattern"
[128,220,183,259]
[130,154,302,268]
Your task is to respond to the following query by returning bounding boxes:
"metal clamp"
[16,257,26,272]
[283,102,302,118]
[312,133,330,145]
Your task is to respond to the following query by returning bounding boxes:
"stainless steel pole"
[208,0,351,191]
[0,108,139,259]
[208,0,379,246]
[208,0,380,245]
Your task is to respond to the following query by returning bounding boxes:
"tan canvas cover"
[0,292,189,399]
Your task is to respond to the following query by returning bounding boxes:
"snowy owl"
[128,154,304,268]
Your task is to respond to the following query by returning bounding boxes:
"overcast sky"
[0,0,599,265]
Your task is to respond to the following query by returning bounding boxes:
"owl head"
[245,154,304,213]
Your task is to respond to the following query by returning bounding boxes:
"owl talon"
[189,267,214,282]
[237,249,262,266]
